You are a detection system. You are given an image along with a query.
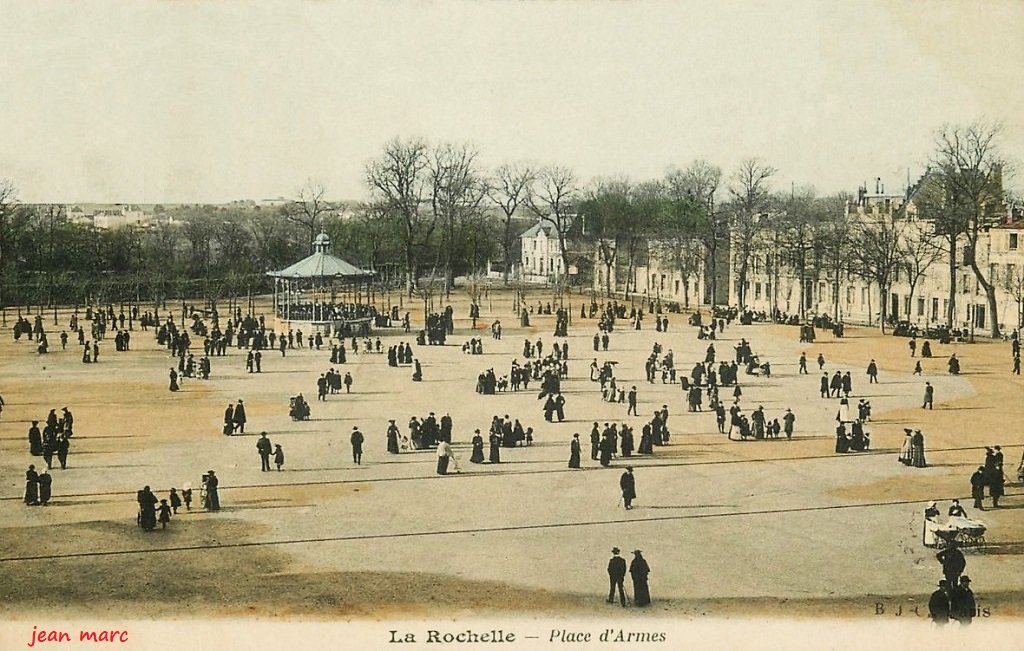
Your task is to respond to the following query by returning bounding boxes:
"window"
[917,298,925,317]
[861,287,867,305]
[651,274,657,289]
[903,296,911,315]
[846,287,854,304]
[931,298,939,321]
[674,280,680,294]
[755,283,762,300]
[660,274,666,290]
[765,283,771,298]
[1011,233,1019,250]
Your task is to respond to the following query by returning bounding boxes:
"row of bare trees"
[0,122,1012,333]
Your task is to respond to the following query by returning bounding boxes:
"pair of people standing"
[606,547,651,607]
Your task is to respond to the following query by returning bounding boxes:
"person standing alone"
[350,426,364,465]
[620,467,636,510]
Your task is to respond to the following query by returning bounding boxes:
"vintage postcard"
[1,2,1022,649]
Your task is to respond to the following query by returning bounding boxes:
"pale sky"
[2,0,1022,203]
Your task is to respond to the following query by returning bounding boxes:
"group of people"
[222,399,248,435]
[27,407,74,469]
[898,429,928,467]
[969,446,1006,509]
[606,546,651,607]
[317,368,352,399]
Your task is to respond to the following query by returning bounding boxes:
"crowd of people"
[9,292,1020,618]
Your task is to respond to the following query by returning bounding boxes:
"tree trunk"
[946,237,957,327]
[878,282,888,334]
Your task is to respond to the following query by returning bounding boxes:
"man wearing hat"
[606,548,627,606]
[928,579,950,625]
[970,466,986,510]
[350,426,364,465]
[256,433,272,472]
[950,575,976,625]
[783,408,795,439]
[620,467,636,510]
[233,399,247,434]
[937,541,966,585]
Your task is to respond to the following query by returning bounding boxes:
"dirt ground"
[1,288,1022,622]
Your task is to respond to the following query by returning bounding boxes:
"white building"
[731,175,1023,335]
[518,219,565,284]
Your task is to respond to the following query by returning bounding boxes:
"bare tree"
[849,207,906,333]
[580,178,632,297]
[429,142,487,297]
[526,165,578,282]
[728,158,776,309]
[666,160,723,306]
[365,137,433,296]
[0,179,19,309]
[931,121,1008,337]
[900,218,946,324]
[487,163,535,284]
[287,180,334,254]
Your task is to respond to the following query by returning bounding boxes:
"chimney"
[875,177,881,194]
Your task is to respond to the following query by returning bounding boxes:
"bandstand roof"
[267,252,374,280]
[267,232,374,280]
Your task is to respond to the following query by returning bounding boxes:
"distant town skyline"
[2,1,1023,203]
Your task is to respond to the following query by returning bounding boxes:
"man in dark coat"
[233,400,247,433]
[923,382,934,409]
[929,580,950,625]
[950,575,976,625]
[56,434,70,469]
[256,433,272,471]
[620,467,636,509]
[607,548,627,606]
[590,424,600,460]
[937,542,966,585]
[970,466,986,510]
[629,550,651,606]
[350,426,364,464]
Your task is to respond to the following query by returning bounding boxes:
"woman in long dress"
[910,430,927,467]
[488,431,501,463]
[386,421,400,454]
[629,551,651,606]
[436,440,451,475]
[169,368,180,392]
[922,501,941,547]
[204,471,220,510]
[24,465,39,505]
[470,430,485,463]
[568,434,581,468]
[898,430,913,465]
[834,425,849,453]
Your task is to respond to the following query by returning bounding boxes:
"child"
[169,488,182,514]
[274,443,285,471]
[158,499,172,529]
[525,427,534,447]
[182,484,193,511]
